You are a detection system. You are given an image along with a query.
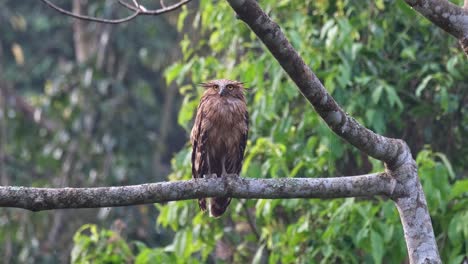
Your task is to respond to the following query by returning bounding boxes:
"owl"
[190,79,249,217]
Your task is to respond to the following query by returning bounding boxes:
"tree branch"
[226,0,403,166]
[0,173,398,211]
[40,0,140,24]
[403,0,468,55]
[118,0,192,14]
[40,0,192,24]
[225,0,440,262]
[404,0,468,39]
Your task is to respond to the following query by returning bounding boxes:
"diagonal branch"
[403,0,468,55]
[226,0,403,167]
[0,173,399,211]
[404,0,468,39]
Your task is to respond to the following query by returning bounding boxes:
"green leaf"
[252,244,266,264]
[396,0,414,16]
[383,84,403,109]
[177,96,198,129]
[371,231,384,264]
[177,6,189,32]
[372,84,384,104]
[165,63,183,86]
[446,56,462,79]
[450,180,468,199]
[375,0,385,10]
[434,152,455,179]
[415,75,433,97]
[448,214,463,244]
[400,45,416,60]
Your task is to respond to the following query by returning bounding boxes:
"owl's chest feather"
[204,99,246,155]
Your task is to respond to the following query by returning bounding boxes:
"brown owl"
[190,79,249,217]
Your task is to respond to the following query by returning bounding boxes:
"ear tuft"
[200,82,212,88]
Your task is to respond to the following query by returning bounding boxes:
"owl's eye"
[227,85,234,90]
[213,85,219,90]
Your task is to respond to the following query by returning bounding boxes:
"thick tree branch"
[404,0,468,39]
[403,0,468,55]
[0,173,398,211]
[388,152,440,264]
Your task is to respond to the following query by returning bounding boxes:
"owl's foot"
[221,173,238,177]
[203,173,218,179]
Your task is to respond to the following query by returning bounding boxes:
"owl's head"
[201,79,245,99]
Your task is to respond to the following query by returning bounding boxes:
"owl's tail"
[198,197,231,217]
[198,198,207,211]
[208,197,231,217]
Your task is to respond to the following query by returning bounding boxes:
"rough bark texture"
[460,37,468,55]
[404,0,468,55]
[0,173,397,211]
[225,0,440,263]
[388,144,440,263]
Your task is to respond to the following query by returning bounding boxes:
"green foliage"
[72,225,133,264]
[1,0,184,262]
[417,149,468,261]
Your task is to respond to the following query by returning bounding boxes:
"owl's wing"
[191,100,210,212]
[234,111,249,175]
[191,100,208,180]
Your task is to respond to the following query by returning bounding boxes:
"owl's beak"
[218,87,226,96]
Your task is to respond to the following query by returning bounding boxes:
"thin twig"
[128,0,192,15]
[118,0,139,11]
[131,0,148,12]
[40,0,140,24]
[41,0,193,24]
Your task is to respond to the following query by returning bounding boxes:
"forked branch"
[40,0,192,24]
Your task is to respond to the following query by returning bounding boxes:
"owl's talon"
[221,173,237,177]
[203,173,218,179]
